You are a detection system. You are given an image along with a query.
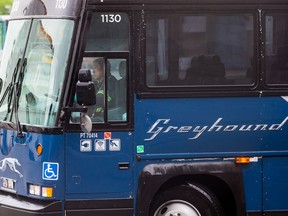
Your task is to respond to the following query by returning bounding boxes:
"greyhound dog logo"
[0,158,23,177]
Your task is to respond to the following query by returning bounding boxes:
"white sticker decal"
[0,158,23,178]
[42,162,59,181]
[80,140,92,152]
[95,139,106,151]
[109,139,121,151]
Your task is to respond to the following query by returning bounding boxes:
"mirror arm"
[60,106,88,122]
[61,106,93,132]
[62,106,88,113]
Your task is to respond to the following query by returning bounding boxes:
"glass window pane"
[0,22,4,49]
[73,58,128,123]
[265,14,288,85]
[80,57,106,123]
[85,13,129,51]
[108,59,127,122]
[0,20,31,122]
[71,12,130,124]
[0,19,74,126]
[146,14,254,87]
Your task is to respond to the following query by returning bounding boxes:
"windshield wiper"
[13,81,23,137]
[13,58,26,138]
[0,58,26,138]
[0,58,21,108]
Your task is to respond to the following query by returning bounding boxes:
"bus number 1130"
[101,14,122,23]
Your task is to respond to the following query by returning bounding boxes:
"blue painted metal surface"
[65,131,133,199]
[0,95,288,213]
[135,97,288,156]
[0,130,65,200]
[134,96,288,212]
[263,157,288,210]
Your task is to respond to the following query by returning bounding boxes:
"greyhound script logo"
[145,116,288,141]
[0,158,23,177]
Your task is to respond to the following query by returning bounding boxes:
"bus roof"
[10,0,83,18]
[8,0,288,18]
[0,16,9,21]
[87,0,288,5]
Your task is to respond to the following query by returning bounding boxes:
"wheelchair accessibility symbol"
[42,162,59,181]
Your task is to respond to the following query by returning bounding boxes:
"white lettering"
[208,118,223,132]
[164,126,178,133]
[101,14,122,23]
[254,124,268,131]
[224,125,238,131]
[80,133,98,139]
[144,116,288,141]
[189,126,208,140]
[145,119,170,141]
[269,116,288,130]
[56,0,68,9]
[239,125,253,131]
[178,126,192,133]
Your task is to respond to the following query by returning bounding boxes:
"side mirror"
[76,69,96,106]
[80,113,92,133]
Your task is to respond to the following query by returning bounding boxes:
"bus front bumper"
[0,190,62,216]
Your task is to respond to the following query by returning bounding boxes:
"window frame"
[138,6,288,99]
[263,10,288,88]
[68,9,134,131]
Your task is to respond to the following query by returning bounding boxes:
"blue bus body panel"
[65,131,133,199]
[1,95,288,213]
[263,157,288,210]
[0,131,65,200]
[241,158,263,212]
[134,96,288,212]
[135,96,288,155]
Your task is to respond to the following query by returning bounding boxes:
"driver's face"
[93,64,104,81]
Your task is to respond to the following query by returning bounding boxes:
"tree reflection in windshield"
[0,19,74,127]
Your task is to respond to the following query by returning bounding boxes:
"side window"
[85,13,129,51]
[79,57,127,122]
[146,13,254,87]
[265,14,288,85]
[74,12,129,124]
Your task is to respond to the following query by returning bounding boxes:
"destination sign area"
[10,0,82,17]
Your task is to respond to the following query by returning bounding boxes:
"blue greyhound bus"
[0,0,288,215]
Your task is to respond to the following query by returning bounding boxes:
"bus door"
[65,11,133,198]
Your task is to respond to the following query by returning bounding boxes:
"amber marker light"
[42,187,53,198]
[36,144,43,156]
[235,157,250,164]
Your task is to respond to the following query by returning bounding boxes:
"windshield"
[0,18,74,127]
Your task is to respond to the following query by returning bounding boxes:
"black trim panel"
[65,198,133,209]
[246,212,262,216]
[136,161,246,216]
[247,211,288,216]
[0,191,62,216]
[263,211,288,216]
[135,5,288,99]
[88,0,288,5]
[0,191,133,216]
[66,209,133,216]
[137,90,288,99]
[65,199,133,216]
[0,122,64,135]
